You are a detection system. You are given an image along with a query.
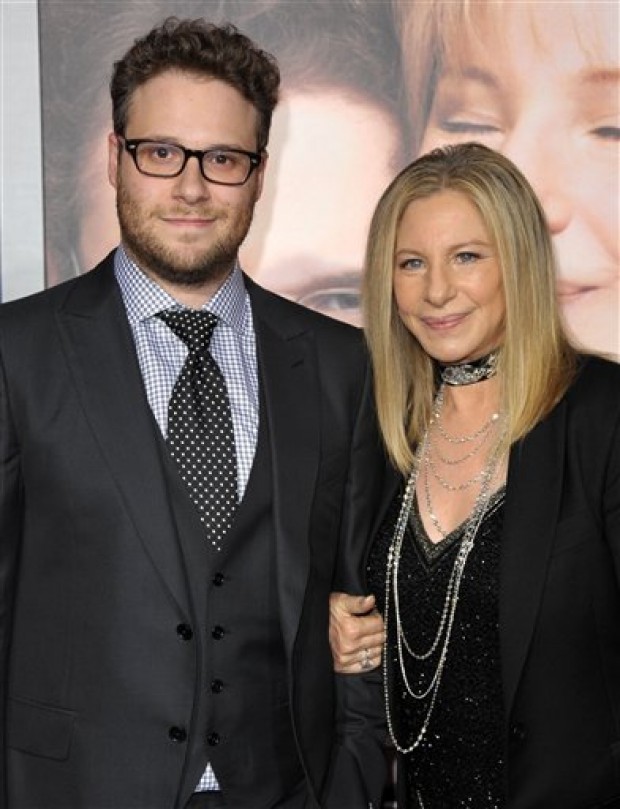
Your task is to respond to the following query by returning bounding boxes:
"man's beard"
[116,179,256,288]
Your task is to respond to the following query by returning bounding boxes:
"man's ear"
[254,151,268,201]
[107,132,121,189]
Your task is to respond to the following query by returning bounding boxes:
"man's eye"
[298,288,361,313]
[152,145,175,160]
[207,152,236,167]
[138,144,180,164]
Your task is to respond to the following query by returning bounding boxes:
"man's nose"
[173,155,212,203]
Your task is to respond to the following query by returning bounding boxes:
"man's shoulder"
[0,253,117,328]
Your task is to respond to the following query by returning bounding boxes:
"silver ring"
[360,648,372,671]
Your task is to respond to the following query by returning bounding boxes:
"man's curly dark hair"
[110,16,280,150]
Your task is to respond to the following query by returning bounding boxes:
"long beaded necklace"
[382,384,506,755]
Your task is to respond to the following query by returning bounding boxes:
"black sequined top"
[367,485,507,809]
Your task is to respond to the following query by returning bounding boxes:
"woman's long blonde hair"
[364,143,577,474]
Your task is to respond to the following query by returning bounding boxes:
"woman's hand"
[329,592,385,673]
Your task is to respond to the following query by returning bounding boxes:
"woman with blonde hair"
[330,143,620,807]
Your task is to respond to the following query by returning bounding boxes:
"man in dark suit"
[0,18,388,809]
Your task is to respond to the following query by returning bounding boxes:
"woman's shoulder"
[568,354,620,404]
[560,355,620,436]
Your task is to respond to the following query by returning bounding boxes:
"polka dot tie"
[157,309,238,548]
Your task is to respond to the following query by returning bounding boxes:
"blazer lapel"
[248,281,319,655]
[499,400,567,715]
[56,258,192,616]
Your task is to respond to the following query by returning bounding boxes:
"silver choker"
[438,351,499,386]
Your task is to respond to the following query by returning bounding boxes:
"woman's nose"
[502,127,572,235]
[425,264,455,306]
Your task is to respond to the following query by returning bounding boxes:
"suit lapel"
[499,400,567,715]
[56,258,192,616]
[248,281,319,655]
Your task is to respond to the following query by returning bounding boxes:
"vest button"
[211,679,225,694]
[176,623,193,641]
[168,726,187,743]
[509,722,527,744]
[212,572,225,586]
[207,732,221,747]
[212,625,225,640]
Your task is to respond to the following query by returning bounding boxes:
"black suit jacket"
[499,357,620,808]
[394,357,620,809]
[0,253,389,809]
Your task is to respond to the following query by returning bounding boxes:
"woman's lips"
[421,313,468,330]
[556,280,602,305]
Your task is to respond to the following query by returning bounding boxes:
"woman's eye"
[438,118,501,136]
[399,257,424,271]
[455,251,480,264]
[591,125,620,141]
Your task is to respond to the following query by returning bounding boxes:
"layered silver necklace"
[423,386,501,537]
[382,352,505,755]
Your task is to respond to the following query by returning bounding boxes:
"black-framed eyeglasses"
[121,138,263,186]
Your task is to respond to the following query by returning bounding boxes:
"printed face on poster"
[29,1,620,358]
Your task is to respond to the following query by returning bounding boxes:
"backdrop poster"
[1,1,618,806]
[34,0,619,359]
[1,0,44,302]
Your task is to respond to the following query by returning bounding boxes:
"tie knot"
[157,309,219,354]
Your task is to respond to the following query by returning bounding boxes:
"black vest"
[162,404,305,808]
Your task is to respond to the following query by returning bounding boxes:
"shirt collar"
[114,245,249,334]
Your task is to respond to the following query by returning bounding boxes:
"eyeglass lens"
[134,142,254,184]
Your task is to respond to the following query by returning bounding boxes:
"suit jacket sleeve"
[321,356,389,809]
[0,339,22,808]
[605,389,620,587]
